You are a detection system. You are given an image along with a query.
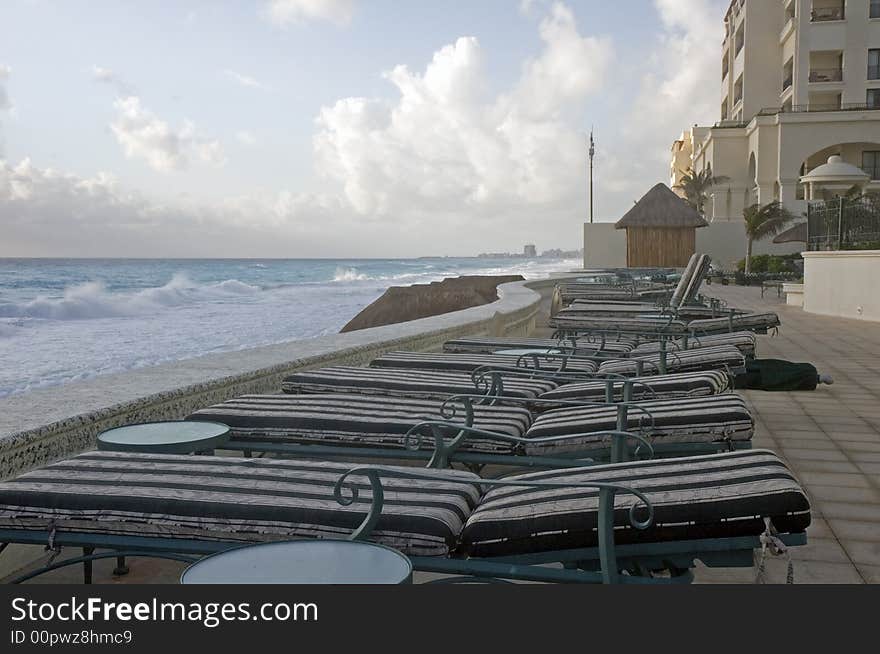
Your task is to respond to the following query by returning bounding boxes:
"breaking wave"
[0,273,263,321]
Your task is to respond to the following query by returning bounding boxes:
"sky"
[0,0,727,258]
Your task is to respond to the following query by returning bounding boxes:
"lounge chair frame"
[0,466,806,585]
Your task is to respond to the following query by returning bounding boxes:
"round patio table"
[97,421,230,455]
[180,540,413,585]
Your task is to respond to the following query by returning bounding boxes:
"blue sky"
[0,0,726,257]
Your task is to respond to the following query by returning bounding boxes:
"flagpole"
[589,130,595,224]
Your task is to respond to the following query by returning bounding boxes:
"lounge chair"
[598,345,746,376]
[0,449,810,584]
[368,351,599,375]
[524,394,753,458]
[629,331,757,358]
[280,366,557,400]
[550,312,780,337]
[189,383,751,465]
[442,335,637,356]
[538,370,731,402]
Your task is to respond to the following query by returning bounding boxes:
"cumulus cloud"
[223,69,268,90]
[314,1,611,228]
[265,0,355,26]
[109,96,226,172]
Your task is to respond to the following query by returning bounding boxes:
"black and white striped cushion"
[443,336,636,355]
[538,370,730,402]
[523,394,753,455]
[688,313,781,334]
[281,366,557,399]
[461,449,810,556]
[678,254,711,306]
[631,331,757,358]
[550,315,690,334]
[370,351,599,374]
[188,394,532,453]
[0,451,483,556]
[669,253,700,308]
[598,345,745,376]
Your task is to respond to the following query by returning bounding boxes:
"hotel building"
[671,0,880,232]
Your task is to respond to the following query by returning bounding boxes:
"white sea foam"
[332,267,370,282]
[0,273,263,321]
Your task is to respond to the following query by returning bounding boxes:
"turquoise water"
[0,257,577,397]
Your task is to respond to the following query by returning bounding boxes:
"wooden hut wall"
[625,227,696,267]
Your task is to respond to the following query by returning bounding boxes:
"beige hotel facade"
[671,0,880,237]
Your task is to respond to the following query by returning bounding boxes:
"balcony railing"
[810,7,845,22]
[869,66,880,81]
[757,103,880,115]
[809,68,843,83]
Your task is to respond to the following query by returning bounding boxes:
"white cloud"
[265,0,355,26]
[223,69,268,90]
[110,96,226,172]
[313,2,611,227]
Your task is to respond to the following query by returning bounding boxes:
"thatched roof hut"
[616,183,708,267]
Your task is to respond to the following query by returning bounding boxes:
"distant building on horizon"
[523,244,537,258]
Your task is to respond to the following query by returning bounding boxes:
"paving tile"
[826,520,880,542]
[839,541,880,566]
[782,448,850,462]
[798,472,872,488]
[854,565,880,583]
[805,485,880,504]
[818,502,880,522]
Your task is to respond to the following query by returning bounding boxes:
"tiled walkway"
[693,285,880,584]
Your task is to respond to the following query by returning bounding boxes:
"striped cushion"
[688,313,781,334]
[443,336,636,355]
[550,315,689,334]
[460,449,810,557]
[188,394,532,453]
[0,451,483,556]
[370,351,599,375]
[565,301,735,320]
[281,366,557,400]
[523,394,753,456]
[598,345,745,376]
[669,253,700,308]
[679,254,711,306]
[538,370,730,402]
[630,331,757,358]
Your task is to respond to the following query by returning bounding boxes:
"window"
[869,88,880,108]
[872,0,880,19]
[863,152,880,180]
[870,49,880,80]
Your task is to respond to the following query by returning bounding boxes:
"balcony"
[809,68,843,83]
[782,76,793,93]
[810,6,844,22]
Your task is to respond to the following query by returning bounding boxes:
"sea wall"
[340,275,524,332]
[0,279,553,481]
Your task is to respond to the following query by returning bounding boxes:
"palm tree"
[674,167,730,216]
[743,201,797,273]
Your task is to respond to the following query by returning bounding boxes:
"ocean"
[0,257,578,398]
